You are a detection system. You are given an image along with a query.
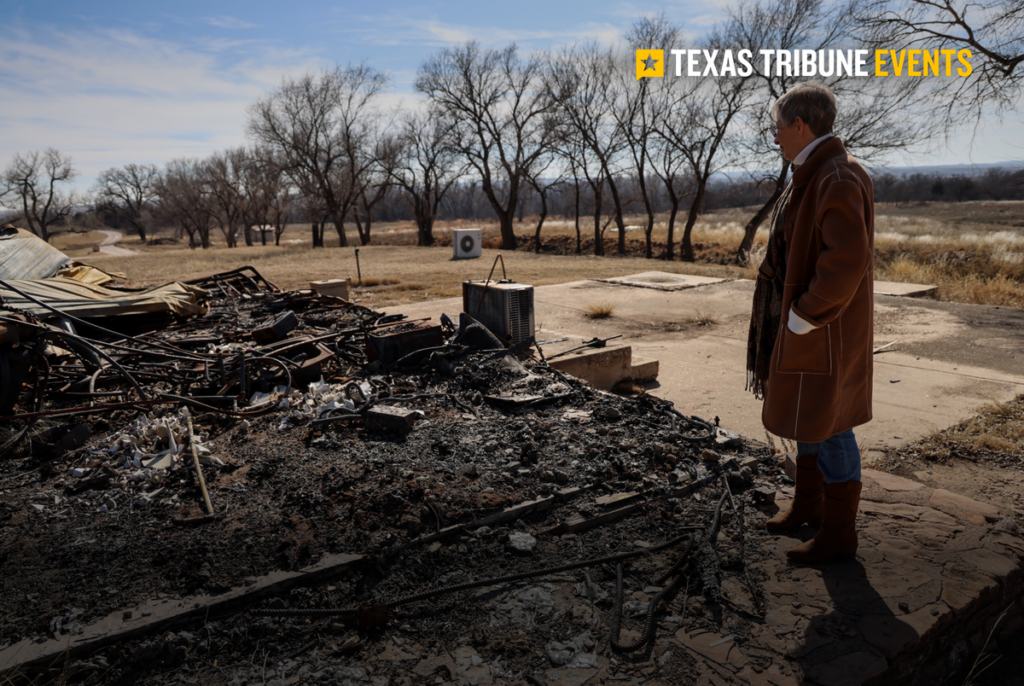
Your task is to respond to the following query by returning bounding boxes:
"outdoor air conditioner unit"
[462,280,535,345]
[452,228,482,259]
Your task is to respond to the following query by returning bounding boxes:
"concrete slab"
[395,277,1024,458]
[874,280,939,298]
[594,271,728,291]
[741,468,1024,685]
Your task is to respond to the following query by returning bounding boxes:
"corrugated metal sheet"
[0,277,210,319]
[0,227,73,280]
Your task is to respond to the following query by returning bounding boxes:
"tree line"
[2,0,1020,261]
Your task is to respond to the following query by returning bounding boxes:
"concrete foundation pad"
[594,271,728,291]
[874,280,939,298]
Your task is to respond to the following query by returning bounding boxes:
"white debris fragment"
[508,532,538,554]
[545,632,597,668]
[272,378,377,428]
[82,407,227,498]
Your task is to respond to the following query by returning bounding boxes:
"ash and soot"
[0,267,779,685]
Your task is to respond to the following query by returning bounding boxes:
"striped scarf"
[746,183,793,400]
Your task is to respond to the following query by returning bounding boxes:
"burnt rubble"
[0,268,780,684]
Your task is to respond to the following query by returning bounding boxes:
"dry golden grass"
[49,231,112,254]
[686,306,719,327]
[84,227,746,309]
[873,208,1024,307]
[356,277,400,287]
[69,199,1024,309]
[583,302,616,319]
[879,395,1024,466]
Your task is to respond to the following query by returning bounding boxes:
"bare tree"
[241,146,291,246]
[853,0,1024,128]
[93,163,158,242]
[730,0,935,263]
[646,121,696,261]
[555,130,612,256]
[620,14,681,258]
[1,149,78,242]
[654,42,755,262]
[524,167,565,253]
[352,128,399,246]
[154,158,214,249]
[545,42,631,256]
[391,109,466,247]
[206,148,248,248]
[248,64,389,248]
[416,42,557,250]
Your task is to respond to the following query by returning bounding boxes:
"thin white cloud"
[0,26,323,186]
[326,13,626,51]
[204,16,259,30]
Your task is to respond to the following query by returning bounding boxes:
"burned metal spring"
[611,561,690,653]
[611,486,730,653]
[252,533,693,618]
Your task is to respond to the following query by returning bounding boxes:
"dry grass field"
[52,199,1024,309]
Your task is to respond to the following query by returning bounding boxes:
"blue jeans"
[797,429,861,484]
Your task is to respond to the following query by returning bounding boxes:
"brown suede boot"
[786,481,863,564]
[765,454,824,533]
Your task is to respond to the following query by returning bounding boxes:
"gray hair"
[772,81,837,137]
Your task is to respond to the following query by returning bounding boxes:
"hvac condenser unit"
[452,228,482,259]
[462,280,535,345]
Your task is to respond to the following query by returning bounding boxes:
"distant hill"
[716,160,1024,183]
[870,161,1024,177]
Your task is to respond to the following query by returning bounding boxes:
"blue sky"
[2,0,1022,194]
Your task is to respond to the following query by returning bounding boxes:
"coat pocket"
[776,323,831,375]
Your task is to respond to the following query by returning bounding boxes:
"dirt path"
[96,229,136,256]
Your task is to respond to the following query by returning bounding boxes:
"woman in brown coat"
[747,81,874,564]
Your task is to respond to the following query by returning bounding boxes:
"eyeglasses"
[769,120,788,137]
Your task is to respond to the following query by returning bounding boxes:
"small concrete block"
[310,279,350,299]
[715,428,742,448]
[548,345,632,392]
[365,406,418,435]
[753,486,776,506]
[784,453,797,480]
[628,357,659,382]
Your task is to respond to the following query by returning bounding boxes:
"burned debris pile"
[0,267,778,683]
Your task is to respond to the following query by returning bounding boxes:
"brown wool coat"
[762,137,875,442]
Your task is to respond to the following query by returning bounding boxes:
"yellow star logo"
[635,49,665,80]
